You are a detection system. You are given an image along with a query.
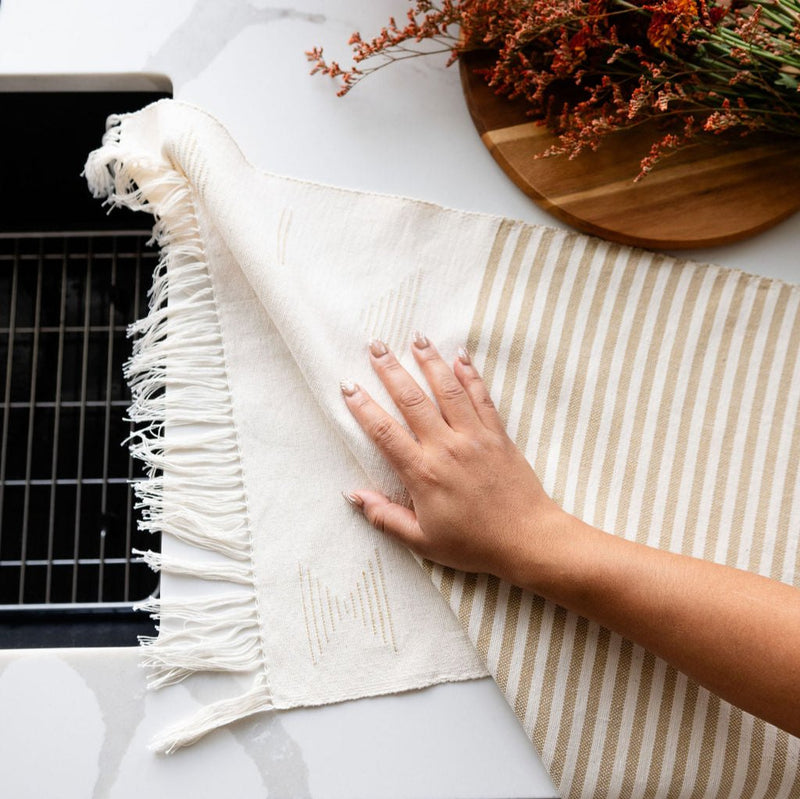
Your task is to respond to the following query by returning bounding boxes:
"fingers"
[452,347,506,435]
[346,336,505,440]
[341,380,422,476]
[343,490,427,552]
[367,338,449,442]
[410,333,480,431]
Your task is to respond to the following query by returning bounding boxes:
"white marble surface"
[0,646,554,799]
[1,1,797,797]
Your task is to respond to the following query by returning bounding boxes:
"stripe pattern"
[428,221,800,798]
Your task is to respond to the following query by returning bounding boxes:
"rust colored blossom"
[646,0,699,51]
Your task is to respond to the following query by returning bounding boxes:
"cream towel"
[86,100,800,797]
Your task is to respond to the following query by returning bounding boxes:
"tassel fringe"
[133,549,254,584]
[136,594,263,689]
[148,672,273,755]
[85,114,271,753]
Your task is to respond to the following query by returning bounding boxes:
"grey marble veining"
[0,648,313,799]
[231,714,313,798]
[81,654,149,799]
[144,0,326,90]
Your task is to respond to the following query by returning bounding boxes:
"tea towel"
[86,99,799,798]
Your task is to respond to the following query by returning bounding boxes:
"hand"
[340,334,566,582]
[342,336,800,737]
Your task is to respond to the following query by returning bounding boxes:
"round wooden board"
[459,51,800,249]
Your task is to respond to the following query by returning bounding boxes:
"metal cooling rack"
[0,232,159,611]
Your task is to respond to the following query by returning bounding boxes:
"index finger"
[340,379,422,479]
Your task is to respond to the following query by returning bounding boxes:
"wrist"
[504,508,612,608]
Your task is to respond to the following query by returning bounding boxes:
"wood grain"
[459,51,800,249]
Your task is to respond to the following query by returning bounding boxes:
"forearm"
[515,513,800,737]
[342,336,800,737]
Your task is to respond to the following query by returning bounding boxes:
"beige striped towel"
[86,100,799,797]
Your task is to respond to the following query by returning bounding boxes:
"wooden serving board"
[459,51,800,249]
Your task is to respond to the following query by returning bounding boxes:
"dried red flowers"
[307,0,800,178]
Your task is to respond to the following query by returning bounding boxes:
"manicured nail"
[340,378,359,396]
[342,491,364,509]
[457,346,471,365]
[412,330,429,348]
[369,338,388,357]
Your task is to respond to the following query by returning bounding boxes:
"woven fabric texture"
[86,100,799,796]
[429,222,800,797]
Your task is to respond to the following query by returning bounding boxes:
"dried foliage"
[307,0,800,177]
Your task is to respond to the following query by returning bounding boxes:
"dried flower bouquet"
[308,0,800,178]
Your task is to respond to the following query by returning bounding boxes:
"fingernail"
[340,378,359,396]
[368,338,388,357]
[457,346,471,365]
[342,491,364,509]
[412,330,429,349]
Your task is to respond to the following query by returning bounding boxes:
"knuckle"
[440,440,463,461]
[463,367,483,383]
[473,435,496,457]
[464,372,486,390]
[416,469,442,491]
[365,507,387,533]
[410,452,431,475]
[416,465,441,488]
[439,378,465,401]
[381,359,404,376]
[438,432,485,462]
[416,346,438,363]
[351,394,372,413]
[397,386,428,410]
[477,390,497,410]
[407,453,438,486]
[368,416,397,447]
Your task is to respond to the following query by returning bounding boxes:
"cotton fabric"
[86,100,799,796]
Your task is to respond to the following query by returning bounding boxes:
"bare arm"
[341,335,800,737]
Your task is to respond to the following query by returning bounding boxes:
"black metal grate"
[0,232,159,609]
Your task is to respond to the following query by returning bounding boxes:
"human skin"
[341,334,800,738]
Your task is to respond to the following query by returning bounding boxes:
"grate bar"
[5,480,140,490]
[6,400,130,409]
[0,249,158,260]
[18,248,43,602]
[2,557,139,567]
[0,326,131,334]
[71,243,93,603]
[45,249,68,602]
[0,603,143,615]
[0,230,158,240]
[0,242,18,558]
[97,242,118,601]
[0,252,155,259]
[124,246,144,601]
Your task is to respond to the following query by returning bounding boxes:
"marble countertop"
[0,646,553,798]
[0,1,797,797]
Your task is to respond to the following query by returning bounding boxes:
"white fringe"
[136,594,263,689]
[85,115,271,754]
[133,549,254,584]
[148,672,273,755]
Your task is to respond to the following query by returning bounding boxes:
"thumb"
[344,490,425,550]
